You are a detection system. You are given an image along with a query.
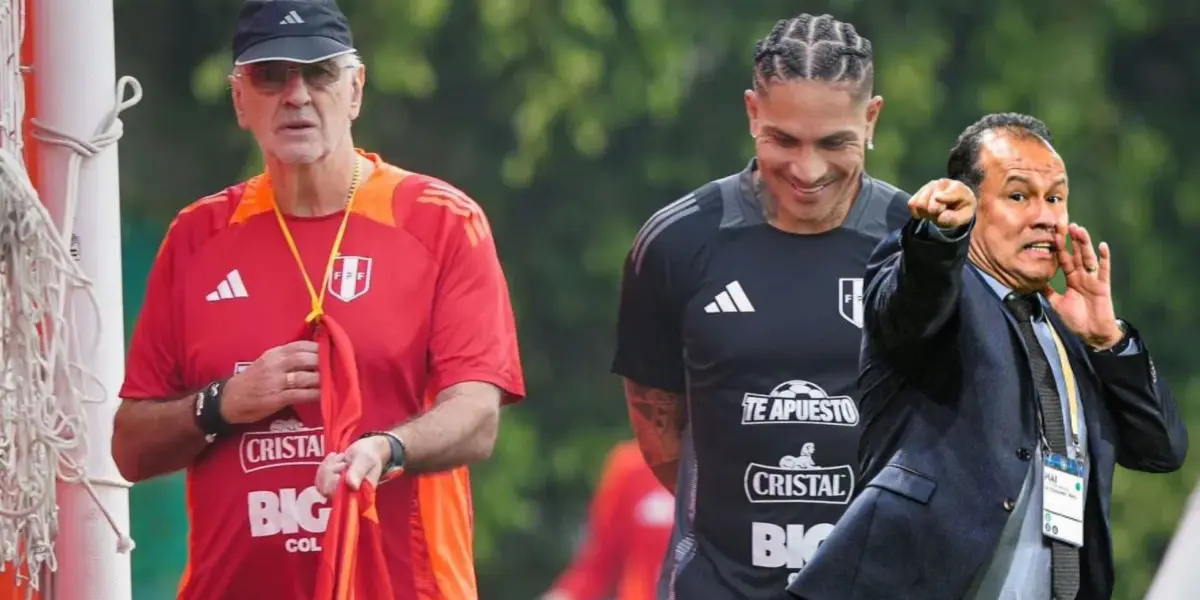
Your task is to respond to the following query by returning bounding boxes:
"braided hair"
[752,13,874,101]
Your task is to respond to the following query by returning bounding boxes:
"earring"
[867,139,875,150]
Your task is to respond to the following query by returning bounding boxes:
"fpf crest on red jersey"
[415,181,492,247]
[328,255,373,302]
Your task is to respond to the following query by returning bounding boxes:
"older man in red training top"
[110,1,524,599]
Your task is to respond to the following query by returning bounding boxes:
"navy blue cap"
[232,0,355,65]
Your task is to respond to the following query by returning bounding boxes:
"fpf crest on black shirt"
[612,159,911,599]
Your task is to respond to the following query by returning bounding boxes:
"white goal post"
[1145,482,1200,599]
[1,0,137,598]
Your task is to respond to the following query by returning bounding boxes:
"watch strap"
[194,379,233,442]
[1095,319,1133,354]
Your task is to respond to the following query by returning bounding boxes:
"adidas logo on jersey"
[206,269,249,302]
[704,281,755,313]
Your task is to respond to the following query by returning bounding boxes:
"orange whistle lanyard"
[271,156,364,323]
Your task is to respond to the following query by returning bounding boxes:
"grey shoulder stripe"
[632,193,697,252]
[630,194,698,274]
[632,205,700,274]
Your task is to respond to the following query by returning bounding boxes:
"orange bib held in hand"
[310,315,395,600]
[268,157,396,599]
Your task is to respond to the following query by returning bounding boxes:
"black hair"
[947,113,1054,191]
[752,13,874,101]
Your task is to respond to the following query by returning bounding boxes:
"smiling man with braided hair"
[611,12,920,600]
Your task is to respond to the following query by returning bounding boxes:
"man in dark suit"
[786,113,1188,600]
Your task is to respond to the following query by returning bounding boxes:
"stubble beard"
[756,171,860,233]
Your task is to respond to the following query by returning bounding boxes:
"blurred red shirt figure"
[544,440,674,600]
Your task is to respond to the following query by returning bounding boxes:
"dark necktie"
[1005,293,1080,600]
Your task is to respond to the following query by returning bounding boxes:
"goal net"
[1,0,135,597]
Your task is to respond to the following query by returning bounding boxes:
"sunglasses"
[238,60,354,93]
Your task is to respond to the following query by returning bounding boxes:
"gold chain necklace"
[271,156,364,323]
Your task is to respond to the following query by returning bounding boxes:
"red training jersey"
[120,150,525,600]
[548,440,674,600]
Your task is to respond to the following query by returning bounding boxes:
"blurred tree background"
[106,0,1199,598]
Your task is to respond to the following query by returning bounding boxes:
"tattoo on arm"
[623,379,686,491]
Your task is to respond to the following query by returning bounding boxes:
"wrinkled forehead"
[757,79,867,140]
[979,130,1067,187]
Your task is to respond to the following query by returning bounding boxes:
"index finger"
[283,350,319,372]
[344,452,379,491]
[945,179,974,201]
[1054,229,1075,276]
[908,183,933,218]
[1071,224,1099,269]
[280,340,319,353]
[320,452,349,470]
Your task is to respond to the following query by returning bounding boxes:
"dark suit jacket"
[786,218,1188,600]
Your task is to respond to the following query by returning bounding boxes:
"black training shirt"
[612,159,911,599]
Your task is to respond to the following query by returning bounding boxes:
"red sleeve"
[548,445,635,599]
[419,180,525,403]
[119,220,186,400]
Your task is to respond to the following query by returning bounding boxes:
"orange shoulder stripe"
[227,163,411,228]
[414,181,491,247]
[228,174,271,225]
[351,163,409,228]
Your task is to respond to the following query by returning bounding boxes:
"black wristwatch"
[193,379,233,443]
[360,431,406,476]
